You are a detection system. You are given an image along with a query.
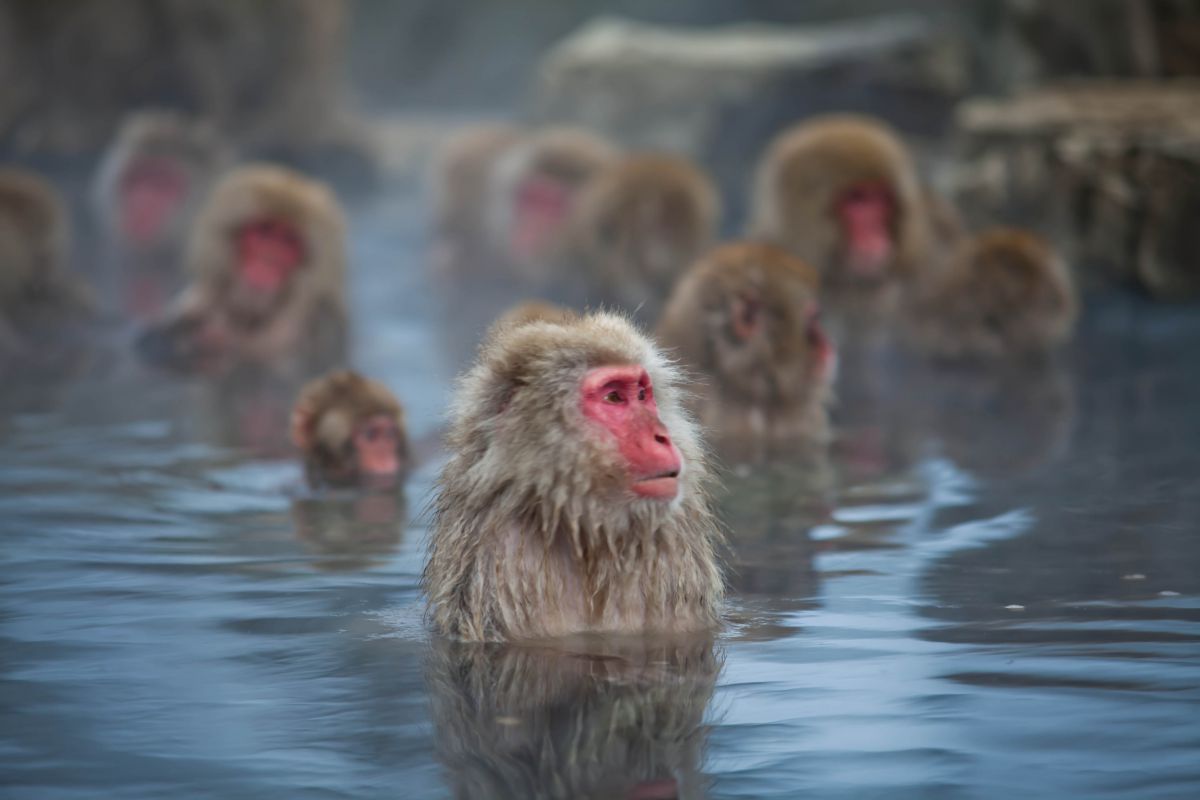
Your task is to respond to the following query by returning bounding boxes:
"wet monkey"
[92,110,230,256]
[569,153,720,322]
[423,312,724,642]
[657,242,836,461]
[904,228,1078,361]
[138,164,347,371]
[749,114,950,331]
[0,167,92,355]
[485,127,619,290]
[291,370,410,489]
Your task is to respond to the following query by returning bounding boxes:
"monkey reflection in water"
[428,635,720,800]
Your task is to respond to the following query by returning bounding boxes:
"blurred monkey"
[485,127,619,292]
[137,164,347,372]
[568,153,720,323]
[92,109,231,257]
[657,242,836,463]
[749,114,955,339]
[903,228,1078,361]
[0,167,92,356]
[429,123,525,286]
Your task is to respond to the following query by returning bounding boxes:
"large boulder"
[952,82,1200,299]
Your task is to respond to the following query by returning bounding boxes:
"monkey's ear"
[731,292,762,341]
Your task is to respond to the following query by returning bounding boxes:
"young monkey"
[748,114,949,336]
[423,311,724,642]
[904,228,1078,361]
[137,164,347,372]
[291,370,410,489]
[657,242,837,461]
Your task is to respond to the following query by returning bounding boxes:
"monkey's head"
[447,312,707,530]
[187,164,346,330]
[571,154,719,310]
[753,114,927,286]
[488,128,619,281]
[291,370,409,489]
[661,243,836,409]
[946,228,1077,358]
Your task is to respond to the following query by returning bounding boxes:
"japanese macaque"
[428,636,718,799]
[904,228,1078,361]
[423,312,724,642]
[748,114,952,334]
[0,167,92,355]
[485,127,620,291]
[291,370,410,489]
[92,110,230,257]
[656,242,837,462]
[137,164,347,372]
[429,123,524,285]
[568,154,719,322]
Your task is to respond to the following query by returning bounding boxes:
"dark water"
[2,194,1198,799]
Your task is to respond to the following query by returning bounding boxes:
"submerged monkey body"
[424,313,723,642]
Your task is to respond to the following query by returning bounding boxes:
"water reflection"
[428,635,720,800]
[291,488,407,571]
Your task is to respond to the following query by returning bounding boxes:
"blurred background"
[2,0,1197,298]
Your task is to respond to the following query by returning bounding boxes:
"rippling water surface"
[2,195,1198,799]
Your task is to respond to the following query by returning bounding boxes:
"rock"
[951,81,1200,300]
[531,15,970,220]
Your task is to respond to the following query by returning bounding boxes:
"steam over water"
[2,193,1198,799]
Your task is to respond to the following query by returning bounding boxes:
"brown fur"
[567,154,719,321]
[291,370,410,488]
[428,636,718,799]
[0,167,91,352]
[486,127,620,287]
[904,228,1078,361]
[144,164,347,368]
[656,242,834,459]
[91,109,231,252]
[748,114,947,326]
[423,311,724,642]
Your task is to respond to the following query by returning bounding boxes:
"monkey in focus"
[748,114,951,336]
[429,123,525,285]
[423,312,724,642]
[0,167,92,356]
[428,636,718,799]
[291,370,410,489]
[92,110,231,258]
[903,228,1078,361]
[657,242,837,462]
[485,127,619,292]
[137,164,347,372]
[568,154,719,322]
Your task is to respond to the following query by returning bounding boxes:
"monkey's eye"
[604,390,625,404]
[637,387,646,402]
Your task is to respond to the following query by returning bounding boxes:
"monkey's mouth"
[632,470,680,500]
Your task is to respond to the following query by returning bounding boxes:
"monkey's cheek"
[631,476,679,501]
